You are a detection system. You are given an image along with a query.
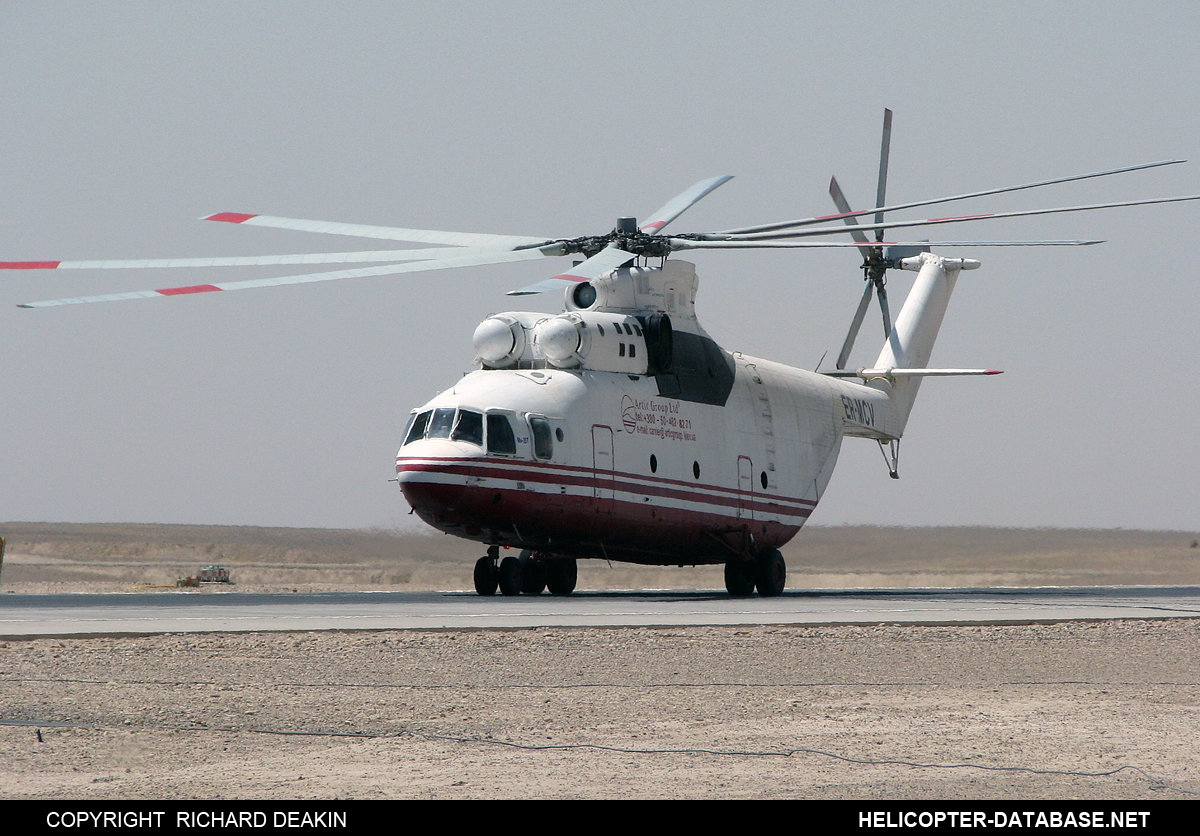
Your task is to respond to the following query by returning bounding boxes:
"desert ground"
[2,523,1198,799]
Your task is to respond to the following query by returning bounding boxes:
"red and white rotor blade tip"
[203,212,551,248]
[638,176,733,235]
[0,246,510,271]
[17,248,551,308]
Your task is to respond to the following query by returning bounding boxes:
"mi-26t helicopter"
[10,112,1198,597]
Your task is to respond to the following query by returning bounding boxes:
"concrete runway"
[2,585,1198,636]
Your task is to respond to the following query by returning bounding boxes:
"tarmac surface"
[2,585,1198,637]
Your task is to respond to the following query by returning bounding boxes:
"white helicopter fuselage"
[396,259,911,566]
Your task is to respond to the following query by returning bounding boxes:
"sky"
[2,1,1198,533]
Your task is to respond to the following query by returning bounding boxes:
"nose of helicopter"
[395,438,490,531]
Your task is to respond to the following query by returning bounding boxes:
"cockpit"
[401,407,556,460]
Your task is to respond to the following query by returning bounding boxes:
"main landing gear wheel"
[519,550,547,594]
[473,555,498,596]
[498,555,523,596]
[724,559,756,597]
[545,558,578,596]
[755,548,786,597]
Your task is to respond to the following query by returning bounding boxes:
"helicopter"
[9,112,1199,597]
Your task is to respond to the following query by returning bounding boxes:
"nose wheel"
[474,546,500,596]
[476,548,578,596]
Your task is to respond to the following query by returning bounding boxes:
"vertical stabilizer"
[870,253,979,434]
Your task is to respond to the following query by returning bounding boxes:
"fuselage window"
[427,407,457,439]
[629,344,636,358]
[529,416,554,461]
[597,324,606,337]
[487,414,517,455]
[619,343,626,357]
[404,410,432,446]
[451,409,484,446]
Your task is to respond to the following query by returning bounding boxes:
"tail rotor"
[833,108,913,370]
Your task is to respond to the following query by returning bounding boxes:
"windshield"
[451,410,484,446]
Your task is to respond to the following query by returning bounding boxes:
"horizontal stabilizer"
[823,368,1002,379]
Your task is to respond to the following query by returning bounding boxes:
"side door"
[737,454,754,520]
[592,424,615,516]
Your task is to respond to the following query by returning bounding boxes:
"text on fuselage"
[840,395,876,427]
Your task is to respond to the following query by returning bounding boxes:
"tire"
[498,555,522,596]
[724,559,756,596]
[755,548,786,597]
[545,558,578,596]
[473,556,498,596]
[519,550,546,594]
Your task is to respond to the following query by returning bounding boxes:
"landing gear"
[498,555,523,596]
[545,558,578,596]
[519,550,547,594]
[474,546,501,596]
[755,547,786,597]
[724,549,786,596]
[479,548,577,597]
[724,559,756,596]
[473,554,498,596]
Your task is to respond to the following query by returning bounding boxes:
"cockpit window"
[427,407,457,439]
[487,414,517,455]
[529,415,554,461]
[404,410,431,446]
[451,410,484,446]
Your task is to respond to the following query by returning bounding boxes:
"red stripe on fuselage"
[396,456,817,516]
[400,479,805,563]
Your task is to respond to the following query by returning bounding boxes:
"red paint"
[0,261,60,269]
[156,284,223,295]
[551,273,588,282]
[400,479,805,564]
[928,213,994,223]
[204,212,257,224]
[396,455,817,516]
[639,220,667,232]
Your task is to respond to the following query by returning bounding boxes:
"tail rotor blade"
[837,280,875,369]
[876,282,893,338]
[874,108,893,241]
[828,176,875,261]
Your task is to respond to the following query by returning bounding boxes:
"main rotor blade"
[18,247,555,308]
[827,176,875,261]
[639,176,733,234]
[203,212,552,247]
[0,246,508,271]
[667,239,1104,249]
[836,281,875,370]
[507,243,634,295]
[874,108,893,242]
[699,194,1200,241]
[710,160,1186,236]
